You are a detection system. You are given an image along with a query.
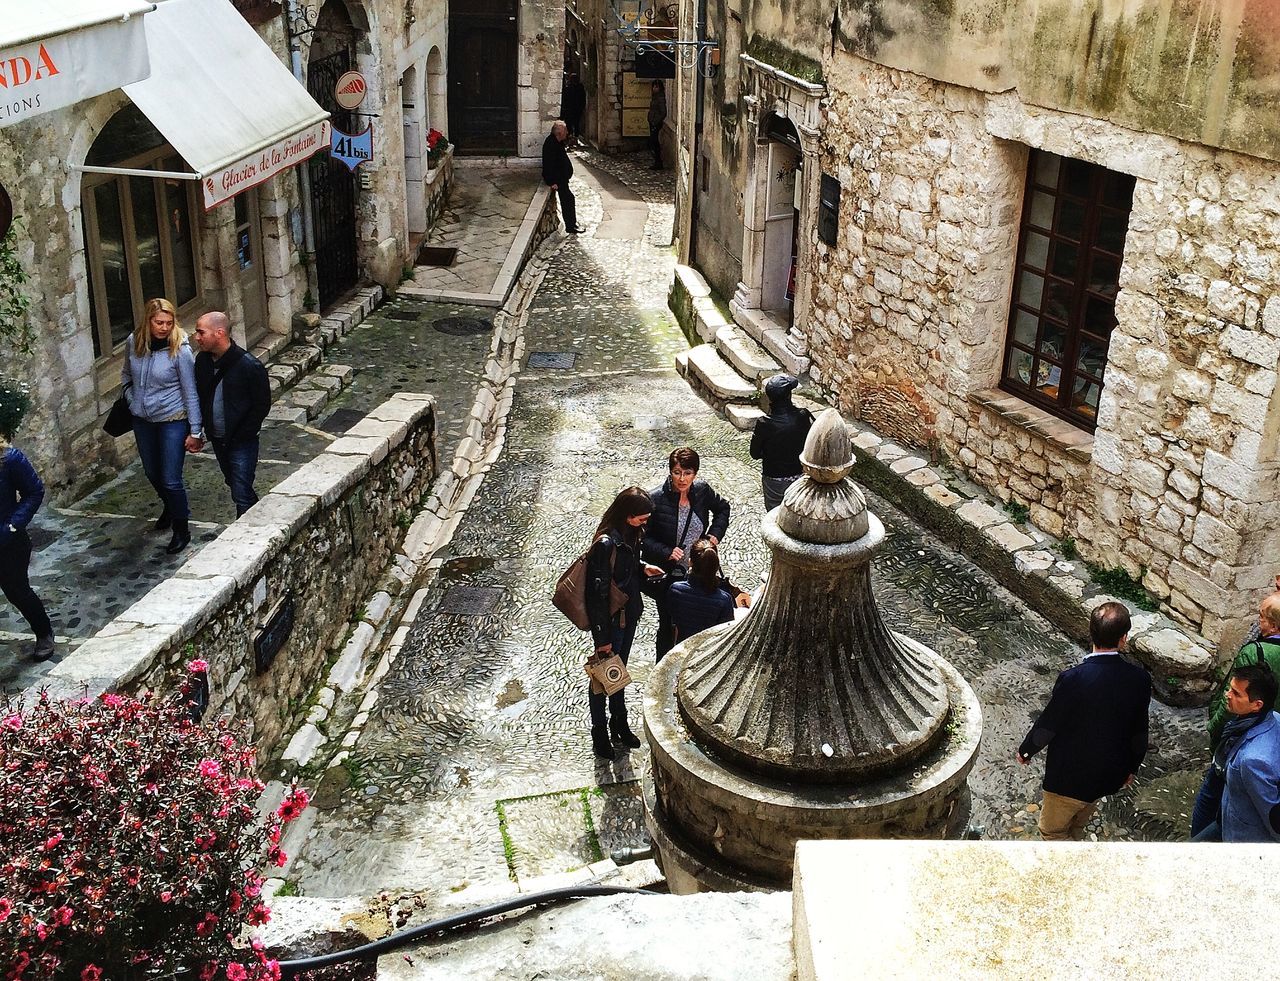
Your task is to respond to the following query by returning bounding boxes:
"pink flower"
[1,712,23,731]
[225,966,248,981]
[195,912,220,937]
[81,967,103,981]
[43,832,64,851]
[187,659,209,673]
[246,904,271,926]
[267,845,287,868]
[52,906,72,926]
[199,963,219,981]
[99,693,124,708]
[275,787,310,823]
[227,890,242,913]
[0,898,11,922]
[198,759,222,779]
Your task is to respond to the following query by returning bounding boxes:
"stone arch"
[426,45,446,136]
[402,62,428,235]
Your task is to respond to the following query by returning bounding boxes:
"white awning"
[0,0,155,128]
[122,0,330,209]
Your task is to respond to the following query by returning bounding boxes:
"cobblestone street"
[288,153,1210,905]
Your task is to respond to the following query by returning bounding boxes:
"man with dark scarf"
[750,374,813,511]
[1192,663,1280,842]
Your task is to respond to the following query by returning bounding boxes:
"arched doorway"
[759,114,801,325]
[426,46,447,135]
[306,0,360,310]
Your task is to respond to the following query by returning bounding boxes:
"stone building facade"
[0,0,448,498]
[671,0,1280,651]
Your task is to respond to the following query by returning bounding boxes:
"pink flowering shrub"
[0,665,310,979]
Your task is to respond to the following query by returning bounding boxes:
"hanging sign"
[330,124,373,171]
[203,119,330,209]
[333,70,367,111]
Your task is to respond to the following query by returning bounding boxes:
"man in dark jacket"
[750,374,813,511]
[542,120,584,234]
[192,312,271,517]
[1017,601,1151,840]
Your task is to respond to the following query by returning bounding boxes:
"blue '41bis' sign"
[330,124,373,171]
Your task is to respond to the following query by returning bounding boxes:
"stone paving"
[403,166,543,299]
[0,296,496,695]
[288,151,1211,907]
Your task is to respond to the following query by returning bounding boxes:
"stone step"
[684,344,758,403]
[726,404,765,431]
[715,324,781,382]
[730,303,811,377]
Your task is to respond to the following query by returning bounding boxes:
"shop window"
[1000,150,1135,430]
[82,106,202,359]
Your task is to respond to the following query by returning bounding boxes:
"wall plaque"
[254,594,295,674]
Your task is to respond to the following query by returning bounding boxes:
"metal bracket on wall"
[611,1,720,78]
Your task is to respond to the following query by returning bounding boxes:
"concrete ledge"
[794,840,1280,981]
[36,393,439,757]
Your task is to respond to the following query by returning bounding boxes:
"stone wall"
[40,394,438,758]
[805,48,1280,649]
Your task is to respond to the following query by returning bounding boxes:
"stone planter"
[424,145,454,231]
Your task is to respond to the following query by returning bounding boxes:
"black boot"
[165,518,190,554]
[154,507,172,532]
[591,726,616,760]
[610,718,642,749]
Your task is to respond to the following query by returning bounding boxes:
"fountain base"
[643,627,983,894]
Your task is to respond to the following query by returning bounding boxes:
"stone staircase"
[668,264,810,431]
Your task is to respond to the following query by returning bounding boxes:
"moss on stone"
[745,35,824,84]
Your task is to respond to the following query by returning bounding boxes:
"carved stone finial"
[777,409,867,544]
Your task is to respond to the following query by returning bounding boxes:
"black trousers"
[0,530,52,639]
[649,123,663,166]
[589,619,637,729]
[555,183,578,230]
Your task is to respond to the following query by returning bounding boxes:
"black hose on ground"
[277,884,657,976]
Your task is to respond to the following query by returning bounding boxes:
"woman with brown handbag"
[586,486,663,761]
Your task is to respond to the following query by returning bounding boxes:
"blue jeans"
[133,418,191,519]
[211,437,259,517]
[589,618,638,729]
[1191,763,1226,837]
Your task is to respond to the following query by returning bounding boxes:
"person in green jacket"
[1190,591,1280,836]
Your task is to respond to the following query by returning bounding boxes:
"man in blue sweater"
[1198,663,1280,843]
[1017,601,1151,840]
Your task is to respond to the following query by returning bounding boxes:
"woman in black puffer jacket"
[642,447,732,660]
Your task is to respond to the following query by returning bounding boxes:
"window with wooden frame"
[81,105,202,360]
[1000,150,1135,429]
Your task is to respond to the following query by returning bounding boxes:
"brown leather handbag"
[552,535,628,631]
[585,651,632,696]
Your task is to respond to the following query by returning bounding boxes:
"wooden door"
[448,0,518,154]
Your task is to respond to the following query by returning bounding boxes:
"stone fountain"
[643,409,983,893]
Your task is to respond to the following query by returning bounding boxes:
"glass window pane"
[1102,171,1136,209]
[1051,241,1079,280]
[129,176,166,304]
[1036,357,1063,395]
[1017,271,1045,309]
[1088,252,1121,297]
[1007,347,1034,387]
[1023,231,1049,270]
[1084,295,1118,335]
[1040,321,1067,361]
[86,105,167,166]
[1044,280,1074,322]
[1096,209,1129,253]
[92,182,134,351]
[1072,377,1100,417]
[1013,308,1038,347]
[1062,158,1093,198]
[1033,151,1060,188]
[163,173,197,306]
[1059,197,1087,240]
[1077,333,1109,376]
[1029,191,1055,229]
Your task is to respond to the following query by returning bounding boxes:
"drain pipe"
[686,0,709,263]
[277,884,656,975]
[283,0,321,310]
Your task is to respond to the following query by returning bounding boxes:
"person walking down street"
[585,487,664,761]
[1190,591,1280,837]
[0,435,55,660]
[121,298,203,554]
[648,80,667,170]
[667,539,736,647]
[750,374,814,511]
[561,72,586,144]
[192,312,271,518]
[1016,601,1151,841]
[542,120,584,234]
[643,447,732,662]
[1192,664,1280,843]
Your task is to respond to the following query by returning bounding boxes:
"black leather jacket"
[194,343,270,445]
[641,477,731,571]
[585,527,645,646]
[750,406,814,477]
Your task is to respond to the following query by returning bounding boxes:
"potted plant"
[426,129,450,169]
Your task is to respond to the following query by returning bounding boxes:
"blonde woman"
[0,431,54,659]
[121,298,203,554]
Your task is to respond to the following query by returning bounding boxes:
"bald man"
[542,120,584,234]
[192,312,270,517]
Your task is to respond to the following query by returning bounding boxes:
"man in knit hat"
[750,374,813,511]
